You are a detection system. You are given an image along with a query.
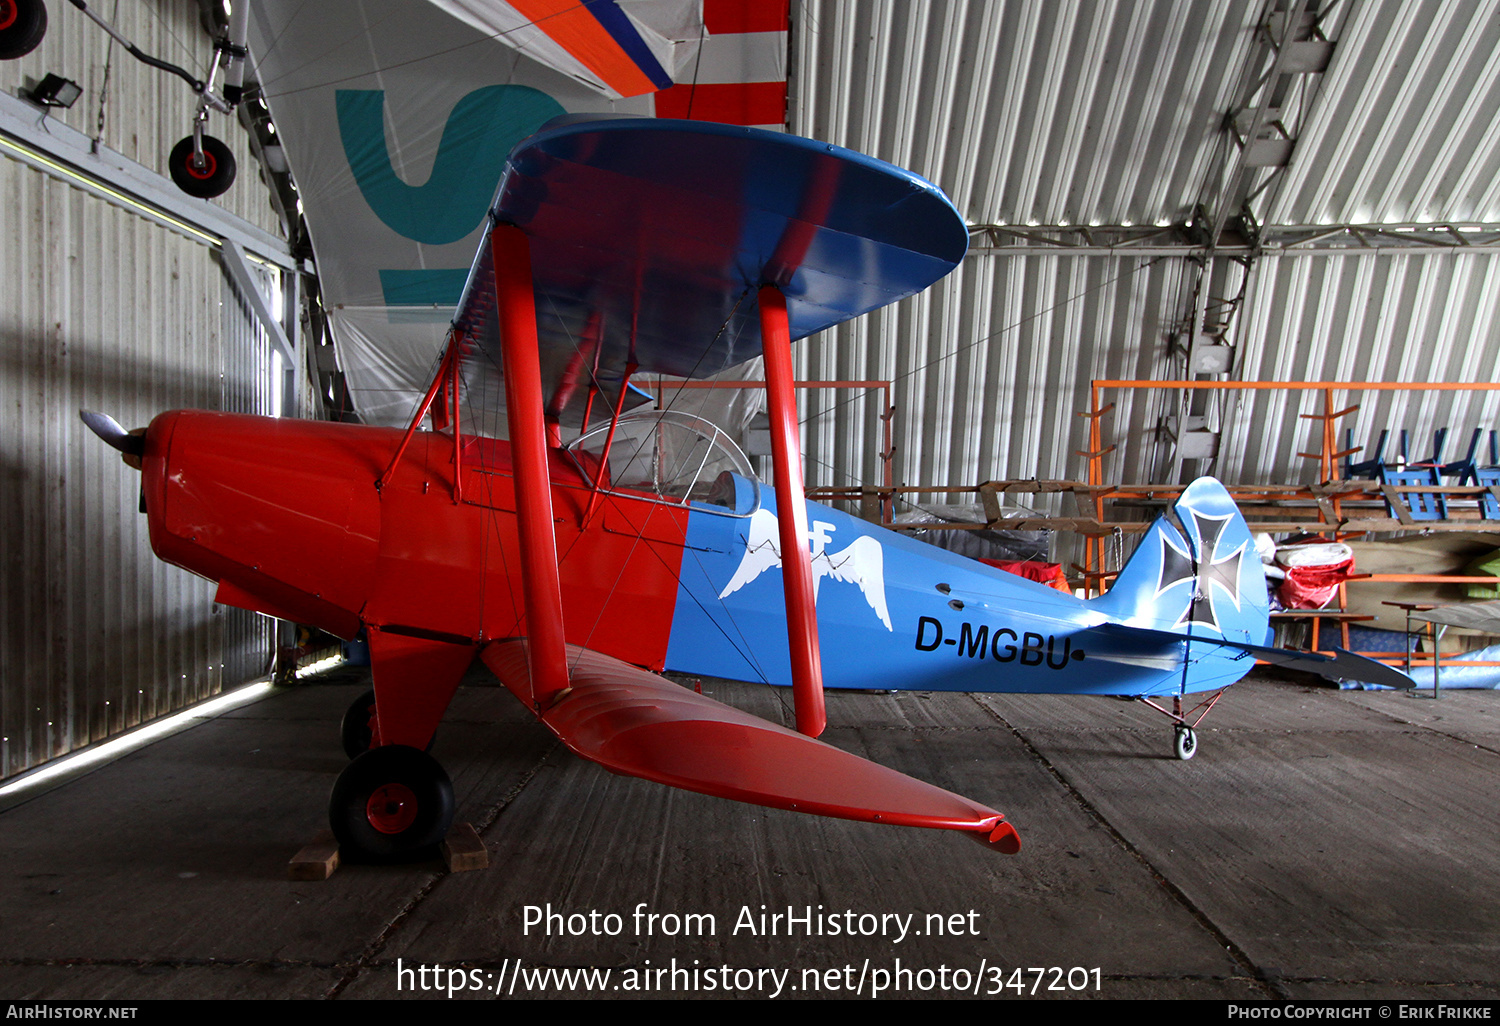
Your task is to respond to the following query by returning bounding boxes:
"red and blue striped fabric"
[653,0,788,130]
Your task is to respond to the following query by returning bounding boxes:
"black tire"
[340,689,376,760]
[0,0,46,60]
[330,745,454,862]
[168,134,236,198]
[339,688,435,759]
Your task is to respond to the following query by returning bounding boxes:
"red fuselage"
[142,410,687,669]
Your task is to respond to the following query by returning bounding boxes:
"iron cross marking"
[1156,511,1244,632]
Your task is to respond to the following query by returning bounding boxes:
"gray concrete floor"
[1,664,1498,1001]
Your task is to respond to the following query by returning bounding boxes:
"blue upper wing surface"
[452,117,969,426]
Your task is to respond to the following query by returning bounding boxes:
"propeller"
[79,410,145,456]
[80,410,147,480]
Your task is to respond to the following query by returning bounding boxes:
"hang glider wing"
[450,116,970,428]
[482,640,1021,852]
[428,1,701,98]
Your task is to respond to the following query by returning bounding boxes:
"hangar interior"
[2,0,1499,1003]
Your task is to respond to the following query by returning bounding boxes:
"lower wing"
[481,640,1021,852]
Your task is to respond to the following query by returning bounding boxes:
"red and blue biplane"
[84,116,1408,862]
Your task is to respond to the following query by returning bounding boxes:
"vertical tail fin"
[1088,478,1271,648]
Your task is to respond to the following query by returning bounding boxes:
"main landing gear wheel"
[330,745,454,862]
[340,689,377,759]
[168,135,236,198]
[1173,725,1198,761]
[0,0,47,60]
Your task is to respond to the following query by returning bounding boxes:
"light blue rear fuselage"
[664,477,1267,697]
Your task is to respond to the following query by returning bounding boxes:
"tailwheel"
[340,688,376,759]
[330,745,454,862]
[1173,725,1197,761]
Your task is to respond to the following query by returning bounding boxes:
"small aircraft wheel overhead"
[1173,725,1197,761]
[329,745,454,861]
[0,0,46,59]
[168,135,236,198]
[340,689,377,759]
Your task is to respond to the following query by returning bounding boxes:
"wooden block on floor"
[443,822,488,872]
[289,833,340,881]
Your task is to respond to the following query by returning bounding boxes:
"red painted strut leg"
[378,336,456,490]
[492,222,570,708]
[759,285,827,739]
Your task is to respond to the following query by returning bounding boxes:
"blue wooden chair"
[1379,428,1446,521]
[1461,430,1500,520]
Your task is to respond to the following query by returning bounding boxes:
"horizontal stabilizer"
[1092,622,1414,689]
[481,641,1020,853]
[1239,643,1416,690]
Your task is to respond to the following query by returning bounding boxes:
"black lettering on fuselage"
[914,619,1085,669]
[1020,632,1045,665]
[915,616,943,651]
[958,622,989,658]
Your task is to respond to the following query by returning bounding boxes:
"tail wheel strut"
[1137,688,1227,760]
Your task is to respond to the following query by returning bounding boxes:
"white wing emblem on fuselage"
[717,508,893,631]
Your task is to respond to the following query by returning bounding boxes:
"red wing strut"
[482,641,1021,852]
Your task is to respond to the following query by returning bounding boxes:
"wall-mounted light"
[28,73,82,109]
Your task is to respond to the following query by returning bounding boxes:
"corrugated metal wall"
[0,0,284,781]
[793,0,1260,227]
[0,156,277,780]
[0,0,279,234]
[798,246,1500,504]
[789,0,1500,510]
[797,252,1188,498]
[1269,0,1500,226]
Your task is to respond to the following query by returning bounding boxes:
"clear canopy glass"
[565,410,760,515]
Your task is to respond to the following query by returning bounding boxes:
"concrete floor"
[2,664,1498,1001]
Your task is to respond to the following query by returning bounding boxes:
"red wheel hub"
[184,150,218,180]
[0,2,18,31]
[366,783,418,835]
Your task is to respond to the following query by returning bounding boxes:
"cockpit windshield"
[564,410,760,516]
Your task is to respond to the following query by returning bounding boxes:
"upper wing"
[426,2,692,99]
[451,116,970,427]
[481,640,1021,852]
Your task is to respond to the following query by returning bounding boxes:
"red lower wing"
[481,641,1020,853]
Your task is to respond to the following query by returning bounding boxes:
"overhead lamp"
[29,73,82,109]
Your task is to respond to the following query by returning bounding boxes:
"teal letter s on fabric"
[336,85,565,246]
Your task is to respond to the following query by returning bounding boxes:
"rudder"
[1088,478,1271,648]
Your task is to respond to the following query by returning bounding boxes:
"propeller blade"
[79,410,145,457]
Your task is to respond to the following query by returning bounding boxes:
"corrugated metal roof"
[793,0,1259,227]
[1270,0,1500,225]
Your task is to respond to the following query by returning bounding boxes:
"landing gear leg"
[339,688,434,759]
